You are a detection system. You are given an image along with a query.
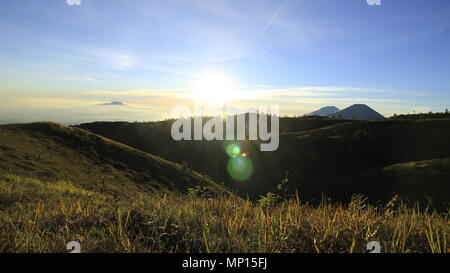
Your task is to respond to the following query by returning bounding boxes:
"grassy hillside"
[0,172,448,253]
[381,158,450,209]
[77,118,450,208]
[0,121,448,253]
[0,122,227,196]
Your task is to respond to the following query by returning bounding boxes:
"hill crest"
[0,122,227,196]
[305,106,340,116]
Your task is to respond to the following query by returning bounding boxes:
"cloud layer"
[0,85,433,125]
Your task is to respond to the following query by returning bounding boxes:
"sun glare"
[192,71,239,105]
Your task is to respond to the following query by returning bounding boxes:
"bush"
[258,192,280,209]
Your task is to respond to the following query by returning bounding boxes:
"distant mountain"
[99,101,125,106]
[328,104,384,120]
[305,106,340,116]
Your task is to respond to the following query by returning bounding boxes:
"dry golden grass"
[0,173,448,253]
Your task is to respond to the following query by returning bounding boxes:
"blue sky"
[1,0,449,123]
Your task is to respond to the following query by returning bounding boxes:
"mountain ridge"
[328,104,384,120]
[305,106,340,116]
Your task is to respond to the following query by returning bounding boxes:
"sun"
[192,71,239,106]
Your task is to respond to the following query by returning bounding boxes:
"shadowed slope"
[77,119,450,208]
[0,122,227,196]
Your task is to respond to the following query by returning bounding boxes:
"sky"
[0,0,449,124]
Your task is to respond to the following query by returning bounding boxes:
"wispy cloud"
[0,93,103,110]
[109,54,138,69]
[80,88,190,98]
[80,85,428,107]
[233,86,427,100]
[64,76,102,82]
[259,0,289,38]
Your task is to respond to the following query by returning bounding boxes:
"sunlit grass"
[0,173,448,253]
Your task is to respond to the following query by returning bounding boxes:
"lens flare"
[227,157,253,181]
[226,143,241,158]
[224,142,253,181]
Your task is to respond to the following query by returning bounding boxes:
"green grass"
[1,172,448,253]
